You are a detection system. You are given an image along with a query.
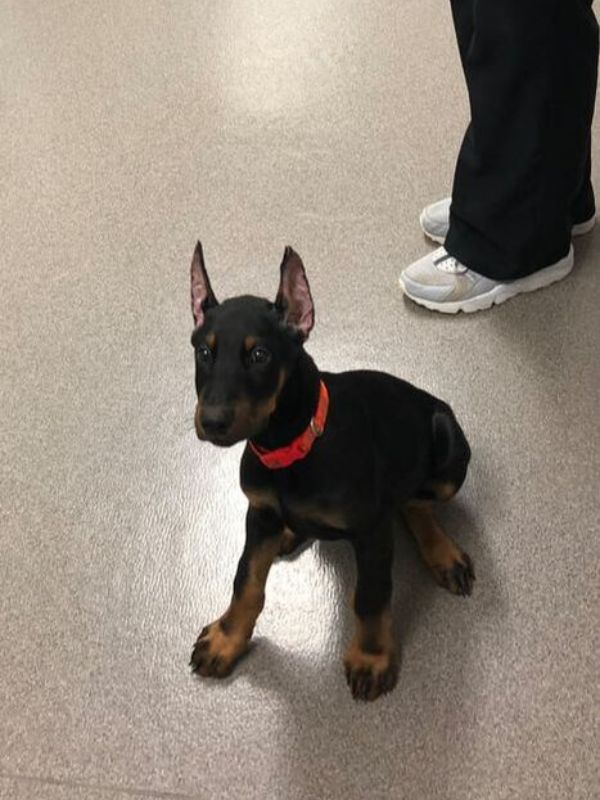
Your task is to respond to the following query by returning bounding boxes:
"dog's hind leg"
[402,502,475,597]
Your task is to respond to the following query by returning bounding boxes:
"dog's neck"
[252,350,321,451]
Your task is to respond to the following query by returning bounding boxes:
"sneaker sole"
[399,246,574,314]
[420,213,596,245]
[572,216,596,236]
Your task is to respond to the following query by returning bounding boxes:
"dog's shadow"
[208,485,504,697]
[195,491,506,794]
[307,496,498,652]
[201,481,505,687]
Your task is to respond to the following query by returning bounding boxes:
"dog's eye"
[196,344,213,364]
[249,346,271,365]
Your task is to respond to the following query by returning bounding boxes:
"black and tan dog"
[189,242,474,701]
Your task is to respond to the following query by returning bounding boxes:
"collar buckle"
[310,418,324,437]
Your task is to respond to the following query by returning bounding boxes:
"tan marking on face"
[196,370,288,444]
[244,336,257,351]
[206,332,216,349]
[194,398,205,439]
[227,369,287,440]
[257,369,287,416]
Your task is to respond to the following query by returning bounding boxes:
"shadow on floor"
[194,483,508,797]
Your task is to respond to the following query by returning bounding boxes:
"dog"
[188,242,474,701]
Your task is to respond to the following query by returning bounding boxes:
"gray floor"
[1,2,599,799]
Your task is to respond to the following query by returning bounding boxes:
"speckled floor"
[1,2,599,799]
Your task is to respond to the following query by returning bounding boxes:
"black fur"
[189,245,472,700]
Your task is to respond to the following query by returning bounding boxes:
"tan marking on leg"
[291,503,347,531]
[403,503,462,568]
[278,527,299,556]
[243,486,281,512]
[191,535,282,677]
[403,503,475,596]
[344,608,398,701]
[222,534,282,638]
[411,480,459,505]
[432,481,459,501]
[355,608,394,654]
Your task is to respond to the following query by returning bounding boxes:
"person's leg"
[449,0,475,71]
[572,135,596,226]
[445,0,599,281]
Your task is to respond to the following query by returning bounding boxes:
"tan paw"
[190,619,248,678]
[430,550,475,596]
[344,643,399,701]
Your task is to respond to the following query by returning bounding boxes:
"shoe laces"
[433,251,468,274]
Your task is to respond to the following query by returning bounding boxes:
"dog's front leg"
[344,530,399,701]
[191,505,284,678]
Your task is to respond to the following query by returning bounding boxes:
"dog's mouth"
[195,404,270,448]
[202,432,241,448]
[195,424,254,448]
[194,425,234,447]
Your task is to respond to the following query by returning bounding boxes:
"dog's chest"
[242,480,350,538]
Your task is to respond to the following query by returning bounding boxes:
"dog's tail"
[429,403,471,496]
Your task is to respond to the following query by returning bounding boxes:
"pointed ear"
[275,247,315,341]
[190,241,218,328]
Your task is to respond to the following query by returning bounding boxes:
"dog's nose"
[201,407,234,437]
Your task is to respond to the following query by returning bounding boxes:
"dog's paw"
[344,645,399,702]
[433,551,475,597]
[190,620,248,678]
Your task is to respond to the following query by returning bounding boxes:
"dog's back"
[318,368,470,506]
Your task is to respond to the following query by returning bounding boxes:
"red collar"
[249,380,329,470]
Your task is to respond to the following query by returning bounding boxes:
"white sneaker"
[420,197,596,245]
[399,246,574,314]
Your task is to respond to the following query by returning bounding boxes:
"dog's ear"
[275,247,314,341]
[190,241,218,328]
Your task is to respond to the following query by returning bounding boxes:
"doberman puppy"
[189,242,474,701]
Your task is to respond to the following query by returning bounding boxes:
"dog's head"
[190,242,315,447]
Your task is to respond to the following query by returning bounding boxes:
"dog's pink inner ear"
[190,241,217,328]
[276,247,315,341]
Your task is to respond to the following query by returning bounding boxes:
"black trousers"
[445,0,599,280]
